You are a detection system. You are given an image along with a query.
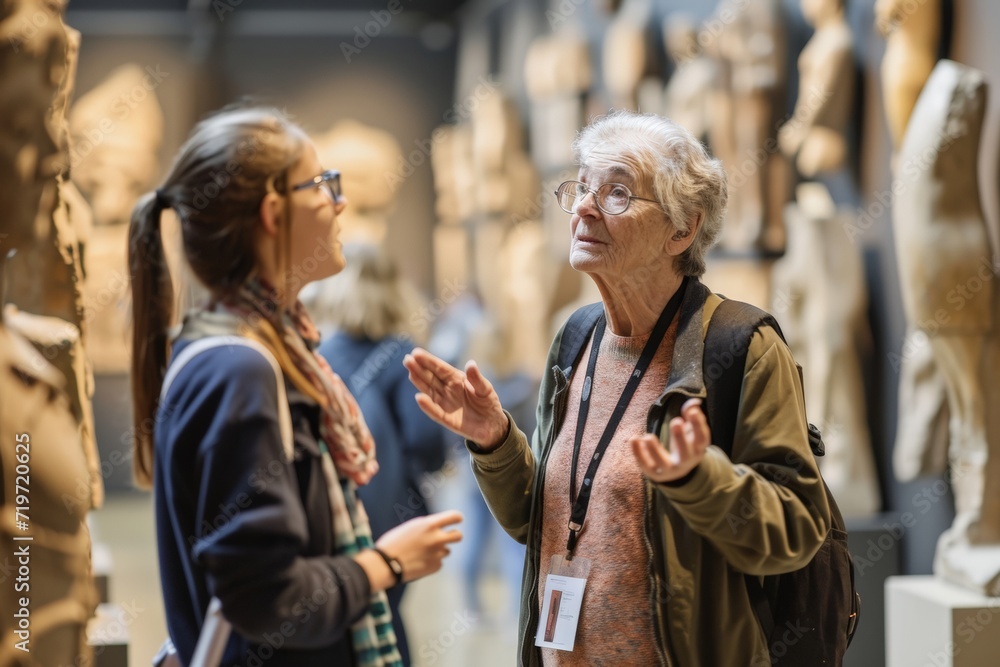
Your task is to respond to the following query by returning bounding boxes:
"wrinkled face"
[568,153,672,286]
[285,143,348,291]
[0,4,66,250]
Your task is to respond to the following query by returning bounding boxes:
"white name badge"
[535,555,591,652]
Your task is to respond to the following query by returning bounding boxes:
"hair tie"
[155,189,171,210]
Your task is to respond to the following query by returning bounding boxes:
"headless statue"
[891,60,1000,595]
[524,25,591,172]
[771,0,880,515]
[71,64,165,374]
[5,23,103,510]
[314,119,403,246]
[662,13,715,144]
[778,0,853,186]
[601,0,655,112]
[709,0,787,252]
[0,2,97,664]
[876,0,942,152]
[876,0,955,496]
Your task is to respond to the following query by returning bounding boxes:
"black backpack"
[556,297,861,665]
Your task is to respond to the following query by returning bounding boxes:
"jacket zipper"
[642,387,705,667]
[522,365,571,667]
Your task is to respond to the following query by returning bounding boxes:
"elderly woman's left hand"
[630,398,711,484]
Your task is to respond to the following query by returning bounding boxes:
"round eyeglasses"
[290,169,343,202]
[554,180,659,216]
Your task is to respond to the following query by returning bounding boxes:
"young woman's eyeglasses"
[554,180,659,216]
[289,169,343,202]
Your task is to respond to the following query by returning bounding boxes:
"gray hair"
[572,110,727,277]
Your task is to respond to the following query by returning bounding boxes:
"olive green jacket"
[468,280,831,667]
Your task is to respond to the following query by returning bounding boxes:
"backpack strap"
[702,298,790,644]
[160,335,294,462]
[555,303,605,373]
[702,298,784,458]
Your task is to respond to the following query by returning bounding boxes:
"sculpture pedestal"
[886,576,1000,667]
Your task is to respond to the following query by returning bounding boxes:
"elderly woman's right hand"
[403,348,510,450]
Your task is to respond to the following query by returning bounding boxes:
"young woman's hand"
[404,348,510,451]
[375,510,463,583]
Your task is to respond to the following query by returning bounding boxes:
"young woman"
[128,106,462,667]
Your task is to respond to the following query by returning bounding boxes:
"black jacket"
[155,339,370,666]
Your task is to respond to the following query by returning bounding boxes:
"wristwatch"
[372,547,403,587]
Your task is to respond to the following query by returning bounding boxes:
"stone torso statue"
[892,59,1000,596]
[0,2,97,663]
[779,0,854,179]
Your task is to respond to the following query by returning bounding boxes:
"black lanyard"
[566,277,687,558]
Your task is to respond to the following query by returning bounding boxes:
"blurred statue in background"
[875,0,998,589]
[601,0,656,112]
[430,124,474,300]
[524,27,591,172]
[771,185,880,517]
[889,60,1000,596]
[70,63,165,227]
[710,0,788,252]
[875,0,957,521]
[4,19,102,508]
[0,2,97,664]
[468,87,552,377]
[771,0,879,516]
[662,13,714,144]
[314,119,403,245]
[71,63,165,373]
[876,0,942,152]
[778,0,854,193]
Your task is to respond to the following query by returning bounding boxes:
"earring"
[672,230,690,241]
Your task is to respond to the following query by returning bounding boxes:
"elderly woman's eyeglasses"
[290,169,343,202]
[554,180,659,216]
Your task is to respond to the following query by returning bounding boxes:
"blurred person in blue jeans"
[310,243,449,665]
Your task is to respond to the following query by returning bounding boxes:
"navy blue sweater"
[155,339,370,666]
[317,333,448,541]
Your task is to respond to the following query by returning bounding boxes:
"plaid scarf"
[207,274,403,667]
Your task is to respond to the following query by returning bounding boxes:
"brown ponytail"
[125,106,308,488]
[128,191,174,488]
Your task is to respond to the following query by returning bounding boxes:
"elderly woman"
[404,111,832,666]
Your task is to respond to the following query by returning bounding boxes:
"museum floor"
[90,470,519,667]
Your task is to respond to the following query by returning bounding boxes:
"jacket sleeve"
[465,411,536,544]
[462,325,568,545]
[180,347,372,648]
[656,326,831,575]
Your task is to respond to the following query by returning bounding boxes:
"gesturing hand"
[630,398,711,483]
[376,510,464,583]
[403,348,510,451]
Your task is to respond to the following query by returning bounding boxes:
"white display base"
[886,576,1000,667]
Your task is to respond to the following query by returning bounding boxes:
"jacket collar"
[661,278,713,400]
